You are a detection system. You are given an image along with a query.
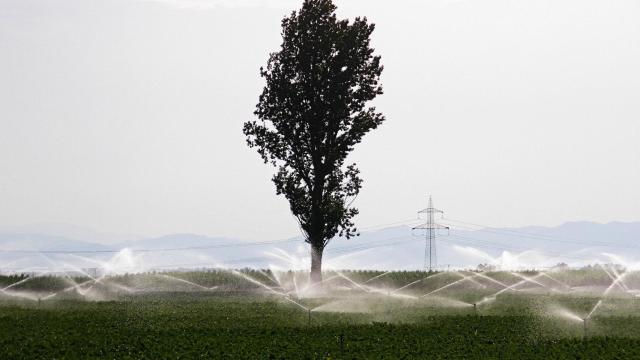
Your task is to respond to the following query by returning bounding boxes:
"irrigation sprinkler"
[308,309,311,326]
[583,318,588,338]
[473,303,477,315]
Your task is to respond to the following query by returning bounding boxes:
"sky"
[1,0,639,242]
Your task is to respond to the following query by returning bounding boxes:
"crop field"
[2,269,640,359]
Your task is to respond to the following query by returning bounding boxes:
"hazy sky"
[1,0,639,241]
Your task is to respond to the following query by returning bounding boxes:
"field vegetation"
[1,269,640,358]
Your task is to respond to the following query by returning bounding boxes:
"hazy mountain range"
[0,221,639,273]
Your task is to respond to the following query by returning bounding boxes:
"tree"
[243,0,384,283]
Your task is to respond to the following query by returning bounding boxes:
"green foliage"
[2,269,640,358]
[1,296,640,359]
[0,274,90,292]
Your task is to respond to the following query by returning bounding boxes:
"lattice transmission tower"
[412,196,449,271]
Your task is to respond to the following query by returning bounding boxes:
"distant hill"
[0,223,140,244]
[0,221,638,273]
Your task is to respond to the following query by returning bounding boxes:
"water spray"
[421,274,478,297]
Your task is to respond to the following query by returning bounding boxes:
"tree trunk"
[310,244,323,284]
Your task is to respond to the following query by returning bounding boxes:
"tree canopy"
[243,0,384,281]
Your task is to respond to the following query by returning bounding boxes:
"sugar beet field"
[2,268,640,359]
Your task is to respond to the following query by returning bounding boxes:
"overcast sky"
[1,0,639,241]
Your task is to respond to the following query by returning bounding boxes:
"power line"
[443,233,605,262]
[0,214,626,271]
[358,218,422,231]
[327,235,418,255]
[441,217,636,249]
[0,235,421,272]
[0,216,421,255]
[0,238,300,254]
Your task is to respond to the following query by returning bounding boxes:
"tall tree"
[243,0,384,283]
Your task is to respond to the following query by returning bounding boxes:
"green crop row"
[1,296,640,359]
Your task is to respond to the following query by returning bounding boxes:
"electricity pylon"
[413,196,449,271]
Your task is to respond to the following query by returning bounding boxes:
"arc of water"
[598,265,628,293]
[231,270,288,297]
[538,272,572,291]
[363,271,393,284]
[336,272,370,293]
[40,263,113,300]
[106,281,136,293]
[282,294,310,311]
[41,278,96,300]
[76,271,114,296]
[59,260,97,279]
[596,271,634,318]
[0,271,77,301]
[292,273,301,299]
[473,272,510,289]
[67,250,162,295]
[370,288,418,300]
[0,288,39,301]
[602,271,632,298]
[476,272,547,305]
[60,254,117,294]
[230,270,309,311]
[392,279,425,294]
[392,271,464,294]
[73,277,103,297]
[586,299,603,320]
[35,253,106,297]
[2,275,39,292]
[267,267,285,287]
[465,276,487,289]
[426,295,474,308]
[608,266,631,292]
[552,307,584,323]
[334,272,419,299]
[562,267,634,321]
[508,272,547,288]
[55,261,106,293]
[158,274,217,291]
[41,293,57,301]
[299,274,340,294]
[1,270,59,293]
[421,273,483,298]
[257,270,280,287]
[267,266,301,296]
[67,278,96,293]
[40,252,102,286]
[491,277,532,297]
